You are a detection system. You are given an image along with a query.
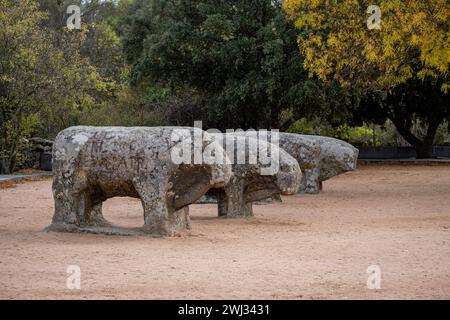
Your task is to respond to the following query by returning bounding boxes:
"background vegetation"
[0,0,448,173]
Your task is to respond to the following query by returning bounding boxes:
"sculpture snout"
[342,145,359,172]
[210,162,232,188]
[276,154,302,195]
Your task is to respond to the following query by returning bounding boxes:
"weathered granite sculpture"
[203,133,301,217]
[219,132,358,194]
[45,126,231,236]
[277,133,358,193]
[276,133,321,194]
[306,135,359,191]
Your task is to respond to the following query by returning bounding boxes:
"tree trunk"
[270,105,280,129]
[8,154,16,173]
[0,156,16,174]
[391,115,442,159]
[415,144,434,159]
[0,158,12,174]
[418,116,442,158]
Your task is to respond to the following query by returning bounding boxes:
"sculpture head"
[275,147,302,195]
[232,136,302,202]
[167,127,232,209]
[317,137,359,181]
[278,133,322,171]
[203,131,233,189]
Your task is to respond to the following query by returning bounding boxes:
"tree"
[284,0,449,158]
[0,0,54,173]
[0,0,114,173]
[34,0,125,138]
[121,0,340,130]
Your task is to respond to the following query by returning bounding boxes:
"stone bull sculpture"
[202,133,302,217]
[223,132,358,194]
[45,126,231,236]
[277,133,359,193]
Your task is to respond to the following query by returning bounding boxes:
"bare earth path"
[0,165,449,299]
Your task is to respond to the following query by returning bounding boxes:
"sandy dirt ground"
[0,165,449,300]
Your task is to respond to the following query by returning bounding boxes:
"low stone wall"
[357,146,450,159]
[20,138,53,171]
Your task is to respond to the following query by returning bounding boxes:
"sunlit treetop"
[283,0,449,93]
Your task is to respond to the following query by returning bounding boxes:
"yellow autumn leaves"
[283,0,449,92]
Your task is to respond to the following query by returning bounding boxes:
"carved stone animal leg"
[216,189,228,218]
[48,169,94,228]
[242,202,253,217]
[46,187,92,231]
[84,200,111,227]
[299,169,307,192]
[133,177,189,236]
[76,190,98,226]
[168,206,191,232]
[301,168,321,194]
[50,189,79,226]
[217,177,253,218]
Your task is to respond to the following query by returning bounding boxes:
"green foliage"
[0,0,122,173]
[0,0,50,173]
[79,86,164,127]
[288,118,378,146]
[3,0,448,172]
[37,26,120,137]
[121,0,345,130]
[287,118,332,136]
[289,118,450,147]
[330,125,378,147]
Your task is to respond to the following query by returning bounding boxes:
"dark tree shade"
[120,0,343,130]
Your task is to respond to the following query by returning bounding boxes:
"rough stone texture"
[218,132,358,194]
[203,133,301,217]
[276,133,322,194]
[277,133,358,193]
[45,126,231,236]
